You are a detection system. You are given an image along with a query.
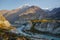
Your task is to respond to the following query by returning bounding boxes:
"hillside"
[0,13,16,30]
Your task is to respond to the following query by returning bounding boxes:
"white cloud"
[42,8,49,10]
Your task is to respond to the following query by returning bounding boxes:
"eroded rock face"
[34,21,60,34]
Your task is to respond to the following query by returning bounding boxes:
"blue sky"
[0,0,60,10]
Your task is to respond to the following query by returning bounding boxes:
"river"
[11,25,60,40]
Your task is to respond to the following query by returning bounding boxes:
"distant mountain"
[0,10,8,15]
[1,5,31,24]
[50,11,60,20]
[0,5,47,24]
[17,6,47,24]
[43,7,60,17]
[50,7,60,14]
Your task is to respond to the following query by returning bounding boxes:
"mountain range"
[0,5,48,24]
[0,5,60,35]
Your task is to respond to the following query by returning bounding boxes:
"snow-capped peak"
[18,4,31,9]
